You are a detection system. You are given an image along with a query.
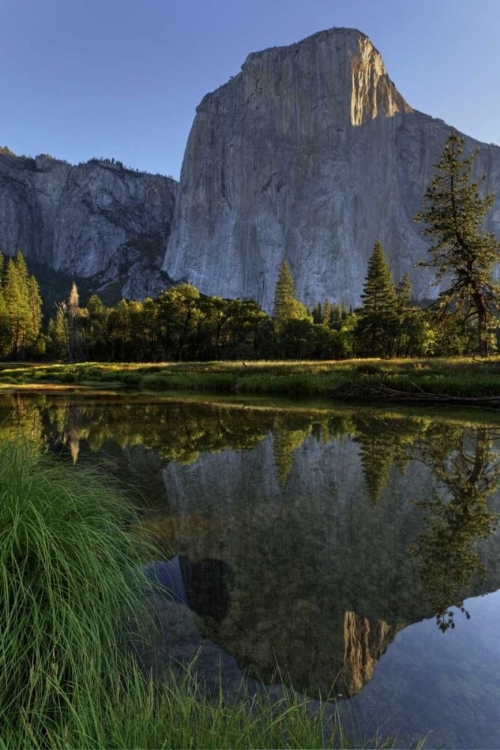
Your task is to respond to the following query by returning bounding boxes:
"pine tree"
[3,252,31,359]
[49,303,69,359]
[415,131,500,356]
[311,302,323,324]
[323,300,333,325]
[272,260,310,333]
[357,241,399,357]
[26,276,43,351]
[0,287,10,357]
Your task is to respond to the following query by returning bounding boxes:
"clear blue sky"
[1,0,499,179]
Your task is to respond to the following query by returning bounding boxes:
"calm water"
[3,393,500,748]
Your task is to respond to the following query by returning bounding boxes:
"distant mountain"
[0,151,177,302]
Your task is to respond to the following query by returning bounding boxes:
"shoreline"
[1,357,500,407]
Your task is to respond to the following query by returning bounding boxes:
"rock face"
[164,27,500,311]
[0,152,177,298]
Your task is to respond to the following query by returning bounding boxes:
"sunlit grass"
[1,356,500,400]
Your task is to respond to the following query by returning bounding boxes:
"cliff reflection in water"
[1,394,499,700]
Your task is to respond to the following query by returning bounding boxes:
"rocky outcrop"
[0,152,177,298]
[164,27,500,311]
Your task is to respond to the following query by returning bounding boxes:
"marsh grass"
[0,659,410,750]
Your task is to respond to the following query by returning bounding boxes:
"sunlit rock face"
[0,152,177,297]
[164,27,500,311]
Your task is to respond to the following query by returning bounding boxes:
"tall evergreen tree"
[26,276,43,351]
[272,260,310,333]
[357,241,398,357]
[0,287,10,357]
[415,132,500,356]
[3,252,31,359]
[323,300,334,325]
[48,303,69,359]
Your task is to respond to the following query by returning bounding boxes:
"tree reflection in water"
[409,427,499,631]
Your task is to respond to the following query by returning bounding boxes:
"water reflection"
[144,557,234,625]
[409,427,499,631]
[1,394,499,705]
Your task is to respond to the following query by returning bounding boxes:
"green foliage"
[0,438,153,742]
[415,131,500,355]
[409,426,499,631]
[273,260,311,335]
[0,250,43,359]
[357,242,399,357]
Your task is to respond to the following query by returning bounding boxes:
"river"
[2,392,500,748]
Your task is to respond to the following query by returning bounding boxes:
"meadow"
[1,357,500,403]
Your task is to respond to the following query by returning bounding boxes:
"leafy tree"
[279,318,314,359]
[415,132,500,356]
[357,241,398,357]
[222,299,272,359]
[83,295,109,360]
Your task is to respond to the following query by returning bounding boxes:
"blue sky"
[1,0,499,178]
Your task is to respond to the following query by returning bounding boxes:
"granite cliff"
[164,27,500,311]
[0,151,177,300]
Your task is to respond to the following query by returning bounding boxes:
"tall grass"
[0,438,152,744]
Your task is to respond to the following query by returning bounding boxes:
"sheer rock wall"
[164,27,500,311]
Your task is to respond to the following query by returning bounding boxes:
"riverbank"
[1,357,500,405]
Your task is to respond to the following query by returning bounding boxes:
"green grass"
[0,438,420,749]
[2,357,500,402]
[7,663,397,750]
[0,438,152,744]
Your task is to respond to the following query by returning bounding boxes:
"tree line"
[0,131,499,362]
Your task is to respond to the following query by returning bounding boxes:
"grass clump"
[0,438,152,744]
